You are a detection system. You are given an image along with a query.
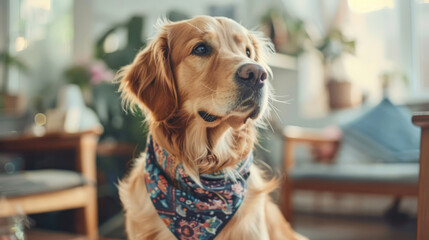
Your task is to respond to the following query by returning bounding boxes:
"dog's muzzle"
[235,63,267,88]
[234,63,267,115]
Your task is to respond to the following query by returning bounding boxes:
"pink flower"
[89,61,114,85]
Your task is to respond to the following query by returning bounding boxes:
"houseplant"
[0,51,28,113]
[261,8,311,56]
[316,28,357,109]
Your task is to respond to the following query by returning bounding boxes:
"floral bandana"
[144,135,252,240]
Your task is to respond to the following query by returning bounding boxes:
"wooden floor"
[97,211,417,239]
[293,212,417,240]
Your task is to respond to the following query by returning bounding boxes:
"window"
[3,0,73,98]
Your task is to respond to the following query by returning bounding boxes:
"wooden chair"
[412,112,429,240]
[279,125,419,222]
[0,130,101,239]
[279,112,429,239]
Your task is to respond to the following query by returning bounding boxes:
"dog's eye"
[192,43,211,56]
[246,48,251,57]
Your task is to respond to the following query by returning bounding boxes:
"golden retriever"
[117,16,306,240]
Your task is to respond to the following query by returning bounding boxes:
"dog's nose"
[235,63,267,86]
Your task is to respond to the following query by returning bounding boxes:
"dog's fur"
[118,16,306,240]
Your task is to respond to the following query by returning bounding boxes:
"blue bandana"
[144,135,252,240]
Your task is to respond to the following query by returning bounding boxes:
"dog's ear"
[118,26,178,122]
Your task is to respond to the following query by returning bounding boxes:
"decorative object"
[45,84,102,134]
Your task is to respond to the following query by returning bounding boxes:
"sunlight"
[348,0,395,13]
[15,37,28,52]
[27,0,51,10]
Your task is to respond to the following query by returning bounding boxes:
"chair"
[412,112,429,240]
[279,126,419,221]
[0,129,101,239]
[279,112,429,239]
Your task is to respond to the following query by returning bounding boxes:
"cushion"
[342,98,420,163]
[291,163,419,183]
[0,170,86,197]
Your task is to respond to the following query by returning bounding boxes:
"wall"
[73,0,279,62]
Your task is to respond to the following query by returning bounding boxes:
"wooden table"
[413,112,429,240]
[0,129,102,240]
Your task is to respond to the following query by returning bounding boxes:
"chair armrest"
[413,112,429,128]
[282,126,342,172]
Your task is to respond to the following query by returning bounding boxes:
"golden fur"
[118,16,307,240]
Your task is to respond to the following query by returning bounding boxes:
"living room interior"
[0,0,428,239]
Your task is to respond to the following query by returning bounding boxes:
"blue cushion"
[342,98,420,163]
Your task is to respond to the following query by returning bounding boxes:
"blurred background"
[0,0,428,239]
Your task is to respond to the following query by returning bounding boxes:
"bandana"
[144,135,252,240]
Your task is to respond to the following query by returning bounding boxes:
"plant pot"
[327,81,361,110]
[1,93,26,114]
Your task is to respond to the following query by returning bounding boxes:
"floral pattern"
[144,135,252,240]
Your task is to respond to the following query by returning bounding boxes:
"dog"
[117,16,307,240]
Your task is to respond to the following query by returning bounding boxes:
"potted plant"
[316,28,357,109]
[0,51,28,113]
[261,8,311,57]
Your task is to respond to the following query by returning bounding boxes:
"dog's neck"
[148,115,257,176]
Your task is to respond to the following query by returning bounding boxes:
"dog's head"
[119,16,273,128]
[119,16,273,174]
